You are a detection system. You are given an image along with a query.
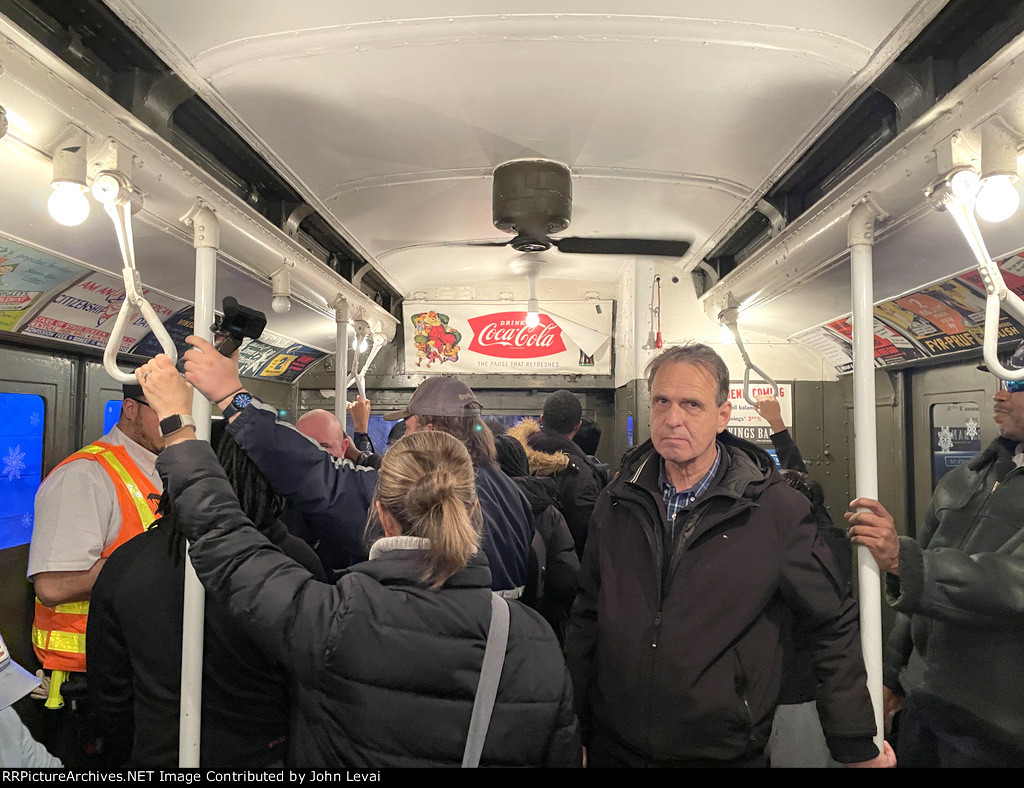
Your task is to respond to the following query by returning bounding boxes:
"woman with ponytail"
[135,354,581,768]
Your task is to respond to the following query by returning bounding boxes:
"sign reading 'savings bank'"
[402,301,613,375]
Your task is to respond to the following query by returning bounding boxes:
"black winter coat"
[159,440,582,768]
[565,432,876,765]
[88,518,326,767]
[513,475,580,642]
[526,425,601,557]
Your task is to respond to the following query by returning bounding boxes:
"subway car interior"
[2,0,1024,766]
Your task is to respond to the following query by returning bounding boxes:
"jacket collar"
[347,544,493,590]
[968,436,1019,471]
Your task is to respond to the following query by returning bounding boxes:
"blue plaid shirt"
[659,445,722,530]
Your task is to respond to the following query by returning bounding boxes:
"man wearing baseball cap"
[848,339,1024,766]
[178,334,533,595]
[0,630,62,767]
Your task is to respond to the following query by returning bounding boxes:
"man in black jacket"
[565,343,892,768]
[848,343,1024,767]
[526,390,602,558]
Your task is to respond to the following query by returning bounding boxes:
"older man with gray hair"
[565,342,892,768]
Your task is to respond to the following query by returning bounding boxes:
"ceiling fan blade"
[461,239,513,248]
[553,237,691,257]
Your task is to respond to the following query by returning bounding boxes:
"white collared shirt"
[27,426,162,578]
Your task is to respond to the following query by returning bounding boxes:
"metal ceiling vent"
[702,0,1024,288]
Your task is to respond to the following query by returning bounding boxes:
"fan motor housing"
[492,160,572,236]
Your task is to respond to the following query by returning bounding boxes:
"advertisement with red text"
[401,301,613,375]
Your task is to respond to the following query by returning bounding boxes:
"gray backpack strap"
[462,593,511,768]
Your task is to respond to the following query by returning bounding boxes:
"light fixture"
[718,323,734,344]
[48,132,90,227]
[351,319,370,353]
[270,262,293,314]
[976,120,1020,223]
[525,263,541,328]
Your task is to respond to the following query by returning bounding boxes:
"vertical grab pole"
[848,196,886,752]
[333,296,350,422]
[177,201,219,767]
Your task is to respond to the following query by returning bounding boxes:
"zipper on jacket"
[733,651,757,756]
[651,611,662,648]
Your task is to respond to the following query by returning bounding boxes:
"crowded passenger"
[179,335,533,598]
[565,343,894,767]
[847,341,1024,767]
[521,391,602,558]
[289,407,375,574]
[86,423,325,768]
[27,383,164,765]
[493,433,579,643]
[754,393,851,768]
[133,352,582,767]
[572,418,613,488]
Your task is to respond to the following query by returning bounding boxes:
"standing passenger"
[178,335,534,597]
[521,390,602,558]
[847,341,1024,767]
[754,393,850,768]
[87,428,326,767]
[566,343,892,767]
[134,353,581,767]
[28,383,163,764]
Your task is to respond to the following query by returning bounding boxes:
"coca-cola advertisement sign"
[467,312,567,358]
[402,301,612,375]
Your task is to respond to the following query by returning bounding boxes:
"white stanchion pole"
[178,202,218,767]
[334,297,350,421]
[848,198,885,752]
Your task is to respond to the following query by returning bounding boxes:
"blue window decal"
[0,393,45,550]
[103,399,124,435]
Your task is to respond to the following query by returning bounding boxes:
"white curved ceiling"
[105,0,940,296]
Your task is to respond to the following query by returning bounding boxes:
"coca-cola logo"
[467,312,567,358]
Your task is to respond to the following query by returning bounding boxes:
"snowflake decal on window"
[937,426,954,453]
[3,445,26,481]
[964,417,980,440]
[29,411,40,427]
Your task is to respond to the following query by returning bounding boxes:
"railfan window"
[0,393,44,549]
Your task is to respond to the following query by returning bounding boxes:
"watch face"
[233,392,253,409]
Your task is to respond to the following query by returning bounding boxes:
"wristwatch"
[220,390,255,419]
[158,413,197,438]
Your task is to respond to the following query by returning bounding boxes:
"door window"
[0,393,45,549]
[931,402,982,487]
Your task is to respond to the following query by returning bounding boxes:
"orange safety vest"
[31,441,160,672]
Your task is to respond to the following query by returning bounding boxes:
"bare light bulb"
[718,323,735,344]
[48,182,90,226]
[271,295,292,313]
[975,175,1020,223]
[351,336,369,353]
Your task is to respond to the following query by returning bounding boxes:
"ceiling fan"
[466,159,691,257]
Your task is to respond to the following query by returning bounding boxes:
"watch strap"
[159,414,196,438]
[221,390,256,419]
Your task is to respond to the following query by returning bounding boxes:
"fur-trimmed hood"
[507,418,570,476]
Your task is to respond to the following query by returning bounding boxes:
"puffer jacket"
[159,440,581,768]
[883,436,1024,756]
[512,419,601,557]
[512,475,580,643]
[565,432,876,766]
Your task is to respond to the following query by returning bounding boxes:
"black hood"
[512,475,560,515]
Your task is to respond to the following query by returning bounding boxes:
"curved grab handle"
[727,319,780,406]
[100,200,178,383]
[345,332,388,396]
[942,194,1024,381]
[743,364,780,407]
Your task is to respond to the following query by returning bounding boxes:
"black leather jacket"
[884,436,1024,756]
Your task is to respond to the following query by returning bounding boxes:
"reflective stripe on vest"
[31,441,159,672]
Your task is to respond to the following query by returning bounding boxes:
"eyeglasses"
[999,379,1024,394]
[126,397,152,409]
